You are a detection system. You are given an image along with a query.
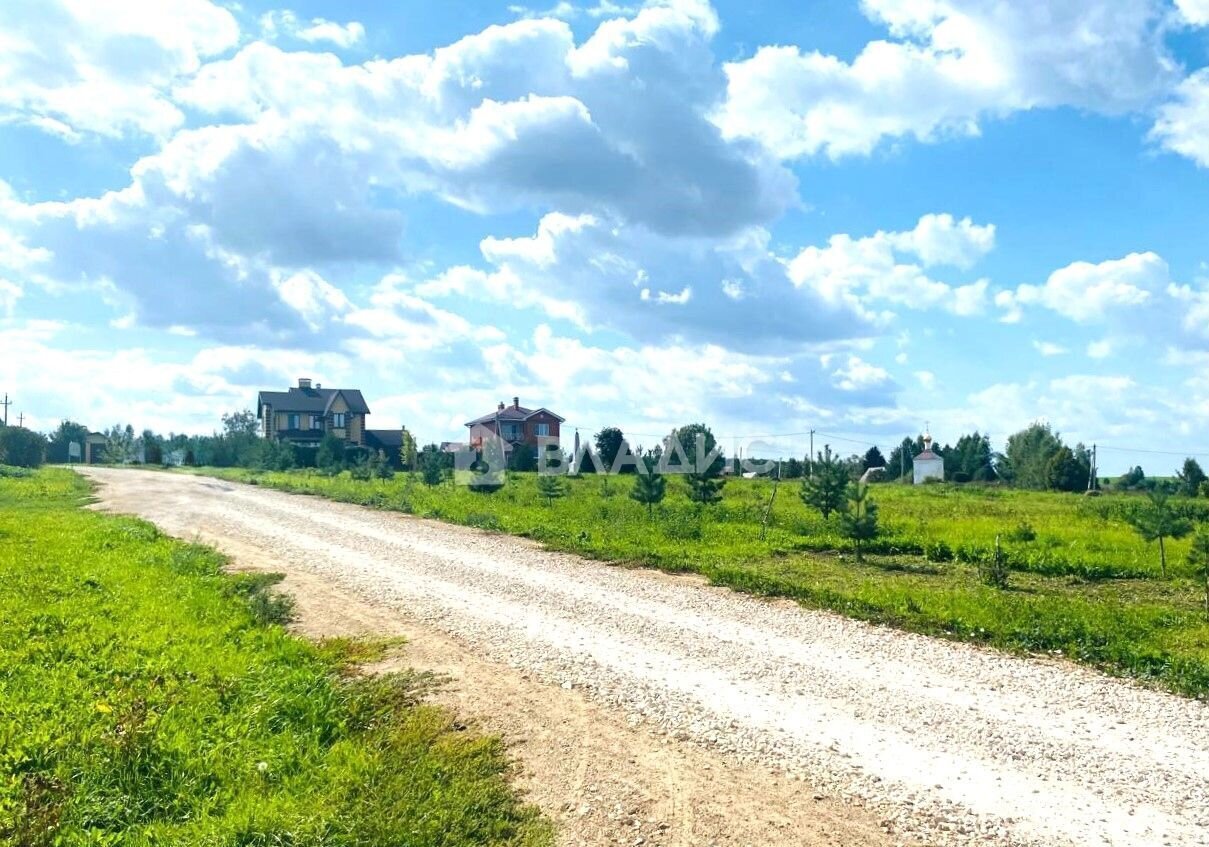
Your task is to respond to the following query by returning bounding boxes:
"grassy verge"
[182,467,1209,699]
[0,467,550,846]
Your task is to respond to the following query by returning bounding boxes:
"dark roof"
[257,387,371,415]
[464,404,565,427]
[365,429,403,449]
[915,449,942,461]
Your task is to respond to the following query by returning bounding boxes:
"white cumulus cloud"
[787,214,995,316]
[998,251,1168,323]
[1151,69,1209,168]
[0,0,239,139]
[715,0,1177,160]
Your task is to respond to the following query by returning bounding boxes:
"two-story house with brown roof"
[257,378,372,449]
[465,397,563,461]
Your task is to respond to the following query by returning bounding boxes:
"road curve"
[81,468,1209,847]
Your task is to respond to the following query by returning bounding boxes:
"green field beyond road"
[191,467,1209,698]
[0,467,549,846]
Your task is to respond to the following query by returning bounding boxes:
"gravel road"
[82,468,1209,847]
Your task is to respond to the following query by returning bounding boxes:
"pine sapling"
[536,473,569,506]
[1129,489,1192,578]
[837,482,879,562]
[629,466,667,517]
[1188,525,1209,620]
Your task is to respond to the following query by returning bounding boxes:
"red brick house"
[465,397,563,460]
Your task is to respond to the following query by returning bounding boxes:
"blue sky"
[3,0,1209,472]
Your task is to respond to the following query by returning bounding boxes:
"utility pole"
[1087,444,1098,493]
[16,412,24,428]
[809,429,815,477]
[0,394,10,427]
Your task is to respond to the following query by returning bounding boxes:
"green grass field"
[187,467,1209,699]
[0,467,550,847]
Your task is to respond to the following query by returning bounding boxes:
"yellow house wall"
[269,393,365,444]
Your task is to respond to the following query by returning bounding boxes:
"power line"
[1095,444,1209,459]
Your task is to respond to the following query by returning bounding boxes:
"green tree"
[0,426,47,468]
[861,445,886,473]
[1176,458,1207,497]
[1001,422,1064,489]
[1046,446,1088,492]
[47,420,89,463]
[102,424,136,464]
[141,429,164,466]
[686,471,724,506]
[369,450,394,479]
[348,453,373,481]
[1117,465,1147,490]
[668,423,726,476]
[629,462,667,516]
[221,409,259,437]
[948,432,997,482]
[1188,526,1209,620]
[594,427,627,473]
[507,445,537,472]
[837,483,879,562]
[419,445,445,486]
[255,439,296,471]
[671,423,726,507]
[1128,489,1193,578]
[800,447,849,519]
[316,433,347,475]
[885,436,921,481]
[400,426,418,471]
[536,473,569,505]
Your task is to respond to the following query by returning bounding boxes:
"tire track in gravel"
[82,469,1209,847]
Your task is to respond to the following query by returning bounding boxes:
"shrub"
[1007,521,1037,542]
[508,447,537,472]
[317,434,347,475]
[978,537,1011,589]
[0,427,47,468]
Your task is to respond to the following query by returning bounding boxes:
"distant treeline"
[4,414,1206,497]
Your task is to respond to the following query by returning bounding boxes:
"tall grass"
[0,468,550,846]
[188,468,1209,698]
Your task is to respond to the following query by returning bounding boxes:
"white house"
[913,432,945,484]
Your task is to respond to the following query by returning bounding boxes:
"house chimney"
[315,383,321,389]
[498,401,505,411]
[298,378,312,389]
[513,396,520,408]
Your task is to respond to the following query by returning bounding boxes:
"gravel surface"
[83,469,1209,847]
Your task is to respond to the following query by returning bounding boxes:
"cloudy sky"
[2,0,1209,470]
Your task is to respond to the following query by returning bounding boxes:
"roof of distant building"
[365,429,403,449]
[465,397,564,427]
[257,380,370,416]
